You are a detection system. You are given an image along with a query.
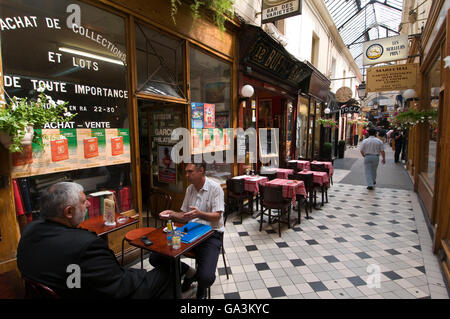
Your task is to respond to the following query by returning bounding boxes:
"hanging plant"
[170,0,235,32]
[0,85,76,153]
[316,118,338,128]
[389,108,437,129]
[347,120,358,125]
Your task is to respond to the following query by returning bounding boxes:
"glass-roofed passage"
[324,0,404,74]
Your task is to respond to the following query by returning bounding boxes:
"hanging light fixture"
[357,81,367,100]
[241,84,254,98]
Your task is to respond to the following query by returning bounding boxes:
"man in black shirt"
[392,130,404,163]
[17,182,174,298]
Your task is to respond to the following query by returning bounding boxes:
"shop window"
[296,97,308,159]
[286,101,294,160]
[135,22,185,99]
[314,102,322,158]
[138,100,185,193]
[189,46,232,184]
[423,55,441,186]
[1,0,134,220]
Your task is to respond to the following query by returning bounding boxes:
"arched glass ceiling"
[324,0,404,75]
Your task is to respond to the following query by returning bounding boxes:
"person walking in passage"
[392,130,404,163]
[359,129,386,190]
[152,161,225,299]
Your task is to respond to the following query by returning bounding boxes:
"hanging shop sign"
[262,0,302,24]
[367,63,418,92]
[0,0,131,178]
[363,35,409,66]
[242,25,312,89]
[341,105,360,114]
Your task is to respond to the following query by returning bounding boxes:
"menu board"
[0,0,131,177]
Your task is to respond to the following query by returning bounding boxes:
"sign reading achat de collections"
[0,0,131,178]
[367,63,418,93]
[261,0,302,24]
[363,35,409,66]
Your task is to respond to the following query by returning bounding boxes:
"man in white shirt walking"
[359,129,386,190]
[154,161,225,299]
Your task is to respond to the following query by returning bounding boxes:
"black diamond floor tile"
[277,242,289,248]
[347,276,366,287]
[224,292,241,299]
[246,245,258,252]
[308,281,328,292]
[268,286,286,298]
[385,249,401,255]
[324,256,339,263]
[306,239,319,245]
[291,259,306,267]
[382,271,403,280]
[255,263,270,271]
[355,252,371,259]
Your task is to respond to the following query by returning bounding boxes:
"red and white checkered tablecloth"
[232,175,269,194]
[266,168,294,179]
[311,161,334,176]
[288,160,310,171]
[298,170,330,187]
[264,178,307,205]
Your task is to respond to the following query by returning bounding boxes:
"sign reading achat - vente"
[0,0,131,178]
[363,35,409,66]
[262,0,302,24]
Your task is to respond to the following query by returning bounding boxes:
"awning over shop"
[299,61,331,102]
[239,24,313,94]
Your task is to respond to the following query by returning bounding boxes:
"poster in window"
[215,111,229,128]
[191,102,204,129]
[203,103,215,128]
[203,128,215,153]
[213,128,223,152]
[158,145,176,183]
[191,129,203,155]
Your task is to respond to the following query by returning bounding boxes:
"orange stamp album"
[50,139,69,162]
[111,136,123,156]
[84,137,99,158]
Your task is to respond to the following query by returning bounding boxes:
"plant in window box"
[0,85,76,153]
[389,108,437,129]
[316,118,337,128]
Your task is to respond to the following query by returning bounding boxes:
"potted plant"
[321,142,333,161]
[337,140,346,158]
[0,85,75,153]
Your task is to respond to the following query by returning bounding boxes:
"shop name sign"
[262,0,302,24]
[367,63,418,93]
[341,105,360,114]
[363,35,409,66]
[248,35,311,86]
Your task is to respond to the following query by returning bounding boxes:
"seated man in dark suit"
[17,182,174,298]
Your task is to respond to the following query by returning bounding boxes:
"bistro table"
[298,170,330,187]
[79,213,139,239]
[264,168,295,179]
[128,224,214,299]
[311,160,334,176]
[232,175,269,194]
[264,178,307,226]
[288,160,311,171]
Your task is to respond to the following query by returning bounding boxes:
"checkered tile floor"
[132,181,449,299]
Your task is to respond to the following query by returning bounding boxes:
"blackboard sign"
[0,0,131,177]
[0,0,128,129]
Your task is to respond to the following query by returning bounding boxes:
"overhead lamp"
[357,81,367,100]
[241,84,254,98]
[59,47,124,65]
[324,107,331,114]
[402,89,416,100]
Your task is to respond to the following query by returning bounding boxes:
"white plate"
[163,226,177,233]
[160,213,170,218]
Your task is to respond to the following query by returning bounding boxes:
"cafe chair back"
[147,191,172,227]
[259,171,277,181]
[260,185,291,237]
[225,178,252,224]
[294,173,313,218]
[287,162,299,174]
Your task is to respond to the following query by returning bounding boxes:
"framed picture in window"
[157,144,176,184]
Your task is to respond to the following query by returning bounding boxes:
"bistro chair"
[225,178,252,224]
[121,227,156,268]
[259,185,291,237]
[182,240,229,299]
[259,171,277,181]
[24,278,59,299]
[147,191,172,227]
[287,161,299,174]
[310,164,328,206]
[294,173,313,220]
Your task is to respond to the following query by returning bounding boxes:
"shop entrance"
[137,99,187,224]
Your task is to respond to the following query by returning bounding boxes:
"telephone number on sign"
[93,106,116,113]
